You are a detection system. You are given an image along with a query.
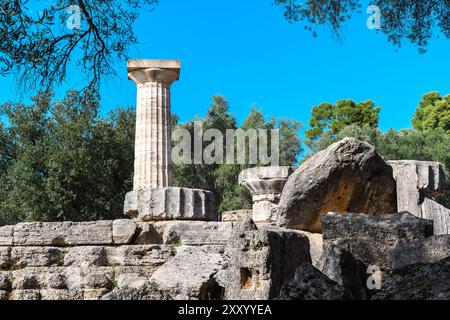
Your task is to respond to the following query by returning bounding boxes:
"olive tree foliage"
[274,0,450,52]
[0,0,159,91]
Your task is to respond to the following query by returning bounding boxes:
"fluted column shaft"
[134,80,171,188]
[128,61,180,190]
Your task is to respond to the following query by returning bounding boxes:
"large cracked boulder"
[277,138,398,232]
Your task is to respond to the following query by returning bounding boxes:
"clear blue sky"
[1,0,450,132]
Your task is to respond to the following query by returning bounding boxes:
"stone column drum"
[124,60,217,222]
[239,166,295,222]
[389,160,450,235]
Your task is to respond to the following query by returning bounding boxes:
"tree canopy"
[172,97,303,213]
[0,92,302,225]
[412,92,450,135]
[305,99,380,148]
[274,0,450,53]
[1,1,449,92]
[0,0,158,91]
[0,90,135,225]
[307,92,450,209]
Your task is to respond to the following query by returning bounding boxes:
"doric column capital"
[239,166,296,222]
[239,166,295,198]
[127,59,181,85]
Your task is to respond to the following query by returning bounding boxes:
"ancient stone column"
[124,59,218,222]
[127,59,180,189]
[239,166,295,222]
[389,160,450,235]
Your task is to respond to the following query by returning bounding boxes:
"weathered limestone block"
[297,231,323,269]
[421,197,450,235]
[0,225,13,246]
[83,288,110,300]
[5,266,99,292]
[276,263,351,300]
[150,246,227,300]
[6,267,67,288]
[389,160,450,235]
[12,274,40,290]
[0,290,8,300]
[372,257,450,300]
[221,209,251,222]
[0,267,117,299]
[63,247,108,267]
[10,247,63,268]
[40,289,82,300]
[124,187,218,222]
[388,235,450,270]
[101,282,171,300]
[47,273,68,289]
[66,267,113,292]
[114,268,154,289]
[151,221,233,246]
[239,166,295,222]
[106,245,173,267]
[322,212,434,269]
[0,247,11,270]
[64,267,112,291]
[389,160,446,196]
[0,273,11,290]
[82,271,113,290]
[13,221,113,246]
[10,289,40,300]
[224,217,311,300]
[113,219,137,244]
[277,138,398,232]
[318,244,368,300]
[115,265,158,276]
[133,223,162,244]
